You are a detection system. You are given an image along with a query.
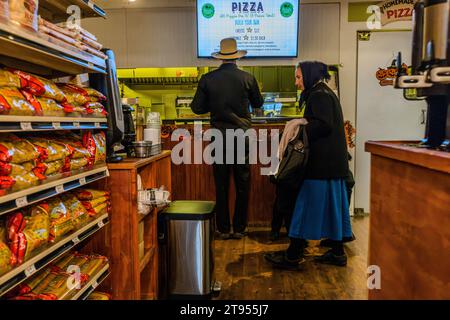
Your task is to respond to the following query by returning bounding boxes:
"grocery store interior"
[0,0,449,301]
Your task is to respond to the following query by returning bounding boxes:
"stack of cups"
[144,112,162,155]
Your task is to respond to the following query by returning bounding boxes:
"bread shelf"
[0,116,107,132]
[70,263,110,300]
[0,20,106,76]
[40,0,107,23]
[0,213,109,297]
[0,166,109,217]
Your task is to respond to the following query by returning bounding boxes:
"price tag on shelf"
[73,122,81,129]
[52,122,62,130]
[95,122,101,129]
[15,196,28,208]
[72,237,80,245]
[92,280,99,289]
[98,221,105,228]
[25,264,37,277]
[55,185,64,194]
[20,122,32,131]
[87,62,94,69]
[79,177,87,186]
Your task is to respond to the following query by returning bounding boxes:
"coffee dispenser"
[396,0,450,150]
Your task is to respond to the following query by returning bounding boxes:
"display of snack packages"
[0,240,15,276]
[0,69,22,88]
[21,91,68,117]
[83,131,106,166]
[0,87,38,115]
[10,70,66,102]
[75,189,110,201]
[87,291,112,300]
[9,0,39,31]
[46,198,73,241]
[0,134,39,164]
[6,205,50,264]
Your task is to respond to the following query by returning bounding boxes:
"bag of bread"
[38,272,74,300]
[0,69,22,88]
[80,35,103,51]
[79,254,107,283]
[7,205,50,264]
[9,0,39,31]
[74,189,110,201]
[56,83,90,105]
[0,241,15,276]
[21,91,68,117]
[60,194,89,228]
[11,70,66,102]
[85,102,107,117]
[0,161,34,176]
[0,134,39,164]
[10,171,40,192]
[0,87,38,115]
[17,267,51,295]
[46,198,73,241]
[85,88,106,102]
[28,137,70,163]
[0,0,9,19]
[80,196,109,211]
[83,131,106,166]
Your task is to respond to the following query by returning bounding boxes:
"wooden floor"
[214,216,370,300]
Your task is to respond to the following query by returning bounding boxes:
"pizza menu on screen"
[197,0,299,58]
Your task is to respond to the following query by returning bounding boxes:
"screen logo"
[232,2,264,13]
[280,2,294,18]
[202,3,215,18]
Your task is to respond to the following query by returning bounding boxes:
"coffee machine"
[396,0,450,150]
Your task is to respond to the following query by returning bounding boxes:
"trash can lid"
[163,201,215,220]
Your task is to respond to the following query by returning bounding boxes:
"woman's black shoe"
[320,233,356,247]
[314,250,347,267]
[264,251,305,270]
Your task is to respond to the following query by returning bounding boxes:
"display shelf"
[70,264,110,300]
[0,214,109,297]
[0,166,109,216]
[0,116,107,132]
[0,20,106,76]
[40,0,107,23]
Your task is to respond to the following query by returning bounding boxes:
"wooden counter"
[104,151,172,300]
[162,124,284,226]
[365,141,450,300]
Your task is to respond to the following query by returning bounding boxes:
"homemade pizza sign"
[377,0,416,26]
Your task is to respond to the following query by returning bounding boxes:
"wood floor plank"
[214,217,369,300]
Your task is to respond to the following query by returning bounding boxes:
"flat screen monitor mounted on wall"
[197,0,300,58]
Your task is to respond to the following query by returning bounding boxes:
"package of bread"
[0,87,39,116]
[28,137,71,163]
[57,83,90,105]
[79,254,108,283]
[83,131,106,166]
[9,0,39,31]
[80,34,103,51]
[0,241,15,276]
[60,193,89,228]
[77,43,108,60]
[11,70,66,102]
[74,189,110,201]
[85,102,107,118]
[0,134,39,164]
[38,272,74,300]
[46,198,73,241]
[38,17,77,39]
[39,23,80,48]
[9,171,40,192]
[21,91,68,117]
[16,267,52,295]
[0,161,35,177]
[0,70,22,88]
[7,205,50,264]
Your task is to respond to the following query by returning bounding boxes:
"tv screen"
[197,0,299,58]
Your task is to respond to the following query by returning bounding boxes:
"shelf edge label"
[15,196,28,207]
[55,185,64,194]
[98,220,105,228]
[73,122,81,129]
[92,280,99,289]
[79,177,87,186]
[20,122,33,131]
[72,237,80,245]
[24,264,37,277]
[95,122,101,129]
[52,122,62,130]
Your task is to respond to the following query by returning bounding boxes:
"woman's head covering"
[297,61,331,90]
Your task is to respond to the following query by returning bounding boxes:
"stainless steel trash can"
[163,201,216,299]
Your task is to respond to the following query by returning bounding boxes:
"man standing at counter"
[190,38,264,239]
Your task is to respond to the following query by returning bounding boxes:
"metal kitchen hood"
[118,67,199,86]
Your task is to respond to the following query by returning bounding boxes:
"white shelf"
[0,166,109,216]
[70,264,110,300]
[40,0,106,23]
[0,214,109,296]
[0,20,106,75]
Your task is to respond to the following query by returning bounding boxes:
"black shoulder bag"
[272,125,309,189]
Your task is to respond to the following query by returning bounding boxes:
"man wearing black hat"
[191,38,264,240]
